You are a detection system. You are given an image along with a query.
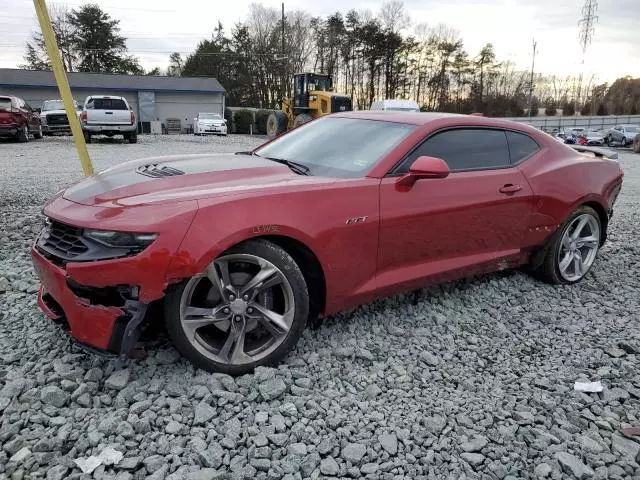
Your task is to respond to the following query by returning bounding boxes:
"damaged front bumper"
[32,247,148,357]
[30,195,199,360]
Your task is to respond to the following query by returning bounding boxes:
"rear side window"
[506,131,539,163]
[0,98,12,110]
[93,98,128,110]
[399,128,511,172]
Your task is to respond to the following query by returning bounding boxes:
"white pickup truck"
[80,95,137,143]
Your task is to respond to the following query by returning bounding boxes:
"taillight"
[130,111,135,124]
[80,111,87,122]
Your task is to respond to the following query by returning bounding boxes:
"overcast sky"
[1,0,638,84]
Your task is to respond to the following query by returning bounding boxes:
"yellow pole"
[33,0,94,176]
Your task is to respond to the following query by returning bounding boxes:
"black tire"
[33,124,43,139]
[293,113,313,128]
[17,124,29,143]
[83,131,91,144]
[266,111,288,139]
[532,205,602,285]
[164,239,309,375]
[127,131,137,144]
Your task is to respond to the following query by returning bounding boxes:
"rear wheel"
[127,131,137,144]
[17,124,29,143]
[533,206,601,284]
[83,131,91,144]
[164,239,309,374]
[33,124,43,139]
[266,111,287,139]
[293,113,313,128]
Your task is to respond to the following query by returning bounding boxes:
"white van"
[370,99,420,112]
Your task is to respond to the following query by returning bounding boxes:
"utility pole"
[281,3,285,56]
[528,39,537,117]
[281,3,286,98]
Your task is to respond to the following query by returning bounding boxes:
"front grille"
[46,113,68,125]
[38,220,88,262]
[136,164,185,178]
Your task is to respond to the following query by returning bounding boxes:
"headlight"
[84,229,157,248]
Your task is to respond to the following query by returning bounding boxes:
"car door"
[23,102,38,131]
[612,127,623,142]
[376,127,535,295]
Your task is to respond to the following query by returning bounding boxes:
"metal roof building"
[0,69,226,132]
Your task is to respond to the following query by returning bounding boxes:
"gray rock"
[198,443,224,469]
[46,465,68,480]
[379,433,398,455]
[604,346,626,358]
[258,378,287,401]
[364,384,382,399]
[461,436,488,453]
[424,414,447,434]
[342,443,367,464]
[40,385,69,407]
[554,452,595,479]
[84,368,103,382]
[578,435,604,454]
[143,455,166,474]
[514,411,535,424]
[460,453,485,467]
[534,463,552,478]
[117,456,141,470]
[187,469,229,480]
[287,442,308,456]
[9,447,31,463]
[194,402,217,426]
[105,369,130,390]
[320,457,340,476]
[361,463,379,474]
[611,434,640,459]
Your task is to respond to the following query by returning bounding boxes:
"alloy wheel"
[557,214,600,282]
[178,254,295,366]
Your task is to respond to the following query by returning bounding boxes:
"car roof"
[333,111,541,132]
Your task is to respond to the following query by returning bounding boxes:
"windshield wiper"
[235,151,310,175]
[263,156,311,176]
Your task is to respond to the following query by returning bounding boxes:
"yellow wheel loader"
[266,72,352,139]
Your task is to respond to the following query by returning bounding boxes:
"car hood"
[63,153,332,207]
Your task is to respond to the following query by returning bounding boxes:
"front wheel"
[127,131,137,144]
[533,206,602,284]
[266,111,288,139]
[164,239,309,375]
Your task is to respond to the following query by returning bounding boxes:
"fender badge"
[252,225,279,234]
[346,216,367,225]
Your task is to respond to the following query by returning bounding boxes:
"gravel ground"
[0,135,639,480]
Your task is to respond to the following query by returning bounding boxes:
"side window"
[506,131,540,164]
[397,128,511,173]
[86,99,94,109]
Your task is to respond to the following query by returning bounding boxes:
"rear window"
[92,98,128,110]
[506,131,540,163]
[0,98,12,110]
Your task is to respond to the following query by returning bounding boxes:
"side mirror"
[34,108,41,114]
[396,156,450,187]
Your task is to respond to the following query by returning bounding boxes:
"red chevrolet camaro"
[31,112,624,374]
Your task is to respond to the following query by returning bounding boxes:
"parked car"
[80,95,137,143]
[584,129,606,146]
[0,95,42,142]
[370,99,420,112]
[194,112,227,136]
[607,124,640,146]
[39,99,82,135]
[31,112,623,374]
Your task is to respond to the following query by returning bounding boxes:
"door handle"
[105,112,113,115]
[499,184,523,194]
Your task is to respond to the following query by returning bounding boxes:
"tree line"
[21,2,639,117]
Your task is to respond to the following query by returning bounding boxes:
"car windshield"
[42,100,65,111]
[255,117,416,178]
[199,113,221,120]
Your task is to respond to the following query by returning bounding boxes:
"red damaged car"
[31,112,623,374]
